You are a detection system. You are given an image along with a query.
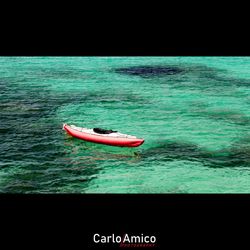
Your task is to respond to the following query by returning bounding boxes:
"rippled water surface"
[1,57,250,193]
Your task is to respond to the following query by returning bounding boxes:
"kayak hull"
[63,124,144,147]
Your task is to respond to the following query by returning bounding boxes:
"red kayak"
[63,124,144,147]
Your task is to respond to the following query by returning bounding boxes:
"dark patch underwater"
[114,65,185,77]
[141,141,250,169]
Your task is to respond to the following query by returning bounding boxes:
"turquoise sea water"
[1,57,250,193]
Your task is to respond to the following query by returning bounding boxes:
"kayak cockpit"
[93,128,117,134]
